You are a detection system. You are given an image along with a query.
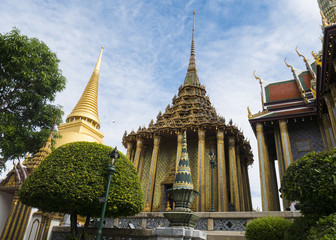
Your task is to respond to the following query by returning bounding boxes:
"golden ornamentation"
[312,51,322,67]
[247,107,252,119]
[320,9,330,27]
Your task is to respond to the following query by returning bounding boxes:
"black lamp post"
[96,147,119,240]
[209,150,216,212]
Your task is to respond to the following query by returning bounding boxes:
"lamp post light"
[96,147,119,240]
[209,149,216,212]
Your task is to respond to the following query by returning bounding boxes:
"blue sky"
[0,0,322,210]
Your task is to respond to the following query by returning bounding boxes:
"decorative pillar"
[322,114,336,149]
[236,152,245,211]
[126,141,133,160]
[324,94,336,140]
[42,214,52,240]
[270,159,280,211]
[138,145,147,179]
[197,129,206,211]
[36,214,46,240]
[241,162,251,211]
[246,164,252,211]
[228,136,240,211]
[216,130,228,212]
[274,126,289,210]
[329,84,336,106]
[279,120,293,169]
[256,123,273,211]
[145,135,161,212]
[176,132,184,172]
[134,137,143,170]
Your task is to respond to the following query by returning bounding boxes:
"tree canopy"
[18,141,144,218]
[281,149,336,216]
[0,28,66,167]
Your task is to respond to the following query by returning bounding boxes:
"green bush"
[284,216,318,240]
[308,214,336,240]
[281,149,336,215]
[19,141,144,218]
[245,216,292,240]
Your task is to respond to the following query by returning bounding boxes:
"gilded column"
[216,130,228,211]
[126,141,133,160]
[241,162,251,211]
[279,120,293,169]
[330,84,336,106]
[176,132,184,171]
[1,195,19,240]
[324,94,336,141]
[246,164,252,211]
[322,114,336,149]
[138,145,147,179]
[236,152,245,211]
[228,136,240,211]
[197,129,206,211]
[36,214,46,240]
[256,123,273,211]
[134,137,143,170]
[274,126,289,209]
[42,214,52,240]
[144,135,161,212]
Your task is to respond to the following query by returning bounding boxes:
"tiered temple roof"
[248,50,318,123]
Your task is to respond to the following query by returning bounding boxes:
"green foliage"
[308,214,336,240]
[245,216,292,240]
[0,27,66,165]
[19,142,144,218]
[281,149,336,215]
[284,216,318,240]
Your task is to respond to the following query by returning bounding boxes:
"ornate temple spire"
[23,131,53,170]
[173,131,194,190]
[317,0,336,24]
[184,10,200,86]
[66,47,103,129]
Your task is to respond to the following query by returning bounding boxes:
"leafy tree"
[0,27,66,168]
[18,141,144,237]
[308,214,336,240]
[281,149,336,216]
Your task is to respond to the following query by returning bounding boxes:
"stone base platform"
[153,227,206,240]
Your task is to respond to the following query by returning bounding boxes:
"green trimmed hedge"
[19,141,144,218]
[281,149,336,216]
[245,216,292,240]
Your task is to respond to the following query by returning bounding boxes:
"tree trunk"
[80,214,90,240]
[70,212,78,237]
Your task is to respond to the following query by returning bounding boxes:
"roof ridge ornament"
[253,70,264,110]
[295,47,308,63]
[284,58,295,74]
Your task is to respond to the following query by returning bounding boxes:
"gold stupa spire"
[66,47,104,129]
[184,10,200,86]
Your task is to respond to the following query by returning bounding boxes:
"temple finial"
[295,47,307,62]
[284,58,295,73]
[66,47,103,129]
[253,70,264,110]
[184,11,200,86]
